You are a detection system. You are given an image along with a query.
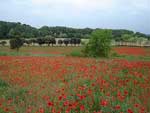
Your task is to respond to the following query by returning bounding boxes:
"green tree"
[36,38,45,46]
[121,34,132,42]
[63,39,70,46]
[83,29,112,57]
[58,39,63,46]
[39,26,50,37]
[9,38,24,51]
[45,35,53,46]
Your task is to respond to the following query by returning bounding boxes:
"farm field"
[0,47,150,113]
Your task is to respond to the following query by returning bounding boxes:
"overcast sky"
[0,0,150,34]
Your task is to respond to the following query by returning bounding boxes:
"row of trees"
[23,38,81,46]
[115,34,148,42]
[0,21,150,41]
[0,21,92,39]
[9,38,81,51]
[8,29,149,57]
[9,29,112,58]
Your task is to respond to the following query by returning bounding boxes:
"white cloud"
[29,0,116,12]
[131,0,149,10]
[0,0,149,33]
[9,0,150,16]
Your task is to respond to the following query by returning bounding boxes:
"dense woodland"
[0,21,150,41]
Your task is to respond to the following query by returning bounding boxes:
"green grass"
[0,51,30,56]
[112,54,150,61]
[0,79,9,98]
[66,50,83,57]
[0,46,150,61]
[0,51,65,57]
[0,79,9,89]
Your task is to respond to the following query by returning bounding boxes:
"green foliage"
[0,79,9,89]
[39,26,50,37]
[83,29,112,57]
[121,34,132,42]
[68,50,83,57]
[0,51,30,56]
[9,38,24,51]
[63,39,70,46]
[111,51,120,57]
[36,38,45,46]
[120,34,148,42]
[5,87,28,100]
[112,29,134,41]
[0,21,149,40]
[58,39,63,46]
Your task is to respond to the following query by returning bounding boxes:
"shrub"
[83,29,112,57]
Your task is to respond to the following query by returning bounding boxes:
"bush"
[83,29,112,57]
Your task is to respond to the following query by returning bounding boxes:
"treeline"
[8,38,81,51]
[0,21,150,41]
[23,38,81,46]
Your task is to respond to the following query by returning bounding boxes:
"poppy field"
[113,47,150,56]
[0,47,150,113]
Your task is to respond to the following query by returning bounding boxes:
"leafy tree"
[58,40,63,46]
[9,38,24,51]
[70,38,76,46]
[121,34,132,42]
[137,37,148,43]
[63,39,69,46]
[39,26,50,37]
[76,38,81,46]
[112,29,134,41]
[51,38,56,46]
[83,29,112,57]
[36,38,45,46]
[69,38,81,46]
[45,35,53,46]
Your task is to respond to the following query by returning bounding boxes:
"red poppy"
[101,100,108,107]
